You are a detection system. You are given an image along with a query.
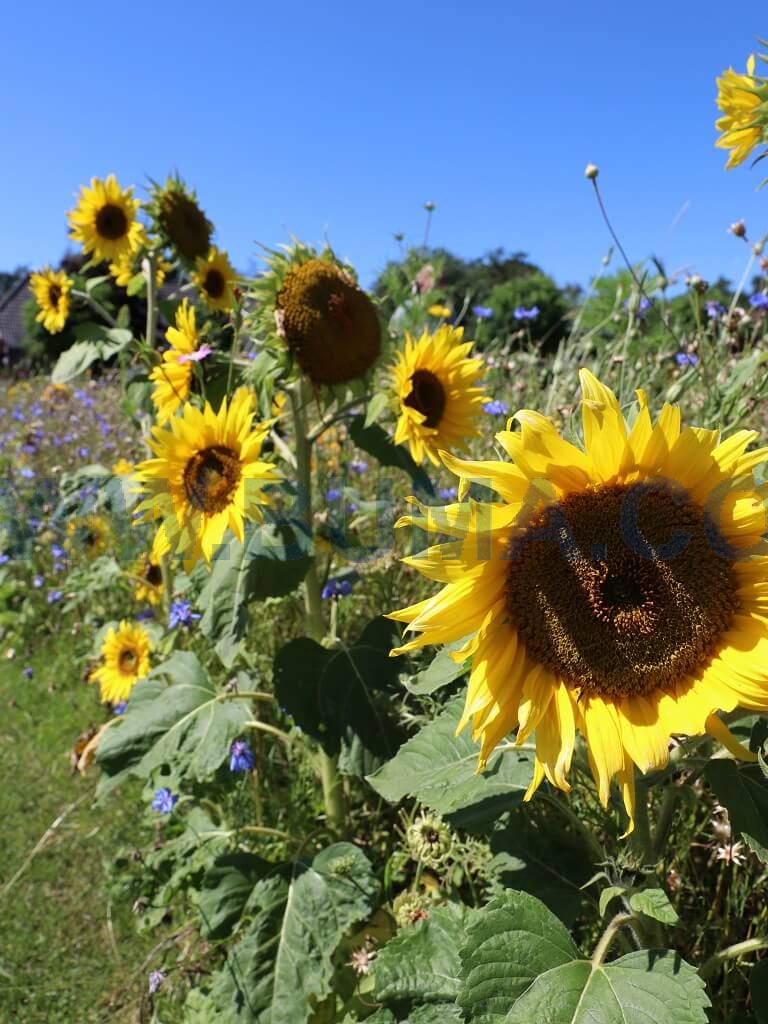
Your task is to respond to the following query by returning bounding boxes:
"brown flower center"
[144,562,162,587]
[48,285,62,310]
[404,369,446,429]
[95,203,129,241]
[204,268,225,299]
[505,482,739,698]
[118,648,138,674]
[183,444,241,514]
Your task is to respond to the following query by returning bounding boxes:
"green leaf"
[198,520,311,666]
[366,698,532,825]
[198,852,280,940]
[364,391,391,427]
[95,652,252,792]
[629,888,679,926]
[274,617,405,771]
[406,642,468,695]
[503,950,709,1023]
[705,759,768,861]
[490,814,597,926]
[349,415,433,494]
[457,890,579,1021]
[599,885,626,918]
[373,903,476,1004]
[751,959,768,1024]
[408,1007,463,1023]
[51,327,133,383]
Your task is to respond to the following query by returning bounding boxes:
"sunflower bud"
[276,258,381,385]
[392,890,432,929]
[405,812,453,868]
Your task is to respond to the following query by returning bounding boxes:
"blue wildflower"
[32,575,44,588]
[623,296,652,319]
[168,600,201,630]
[483,399,509,416]
[348,459,368,474]
[438,486,458,500]
[22,666,33,680]
[229,739,256,773]
[513,305,539,321]
[749,293,768,309]
[326,488,343,502]
[148,970,165,996]
[0,554,9,565]
[675,352,700,367]
[151,787,178,814]
[47,589,64,604]
[51,543,66,559]
[19,467,35,479]
[113,701,127,715]
[472,305,494,319]
[705,301,726,318]
[136,607,155,621]
[322,577,354,599]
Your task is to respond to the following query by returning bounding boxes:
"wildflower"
[438,486,458,500]
[427,304,453,319]
[168,600,201,630]
[716,55,766,169]
[112,458,135,476]
[151,788,178,814]
[193,247,237,312]
[322,577,354,599]
[68,175,143,263]
[513,305,539,320]
[472,305,494,319]
[90,621,151,704]
[30,267,72,334]
[0,554,9,565]
[51,543,66,559]
[389,370,768,833]
[326,488,343,502]
[392,890,431,928]
[19,467,35,479]
[113,701,127,715]
[705,301,726,319]
[675,352,700,367]
[348,944,377,976]
[177,343,212,364]
[348,458,368,474]
[584,162,599,180]
[22,666,33,680]
[77,446,90,459]
[715,841,747,867]
[483,399,509,416]
[32,575,44,588]
[749,293,768,309]
[47,590,63,604]
[623,296,652,320]
[229,739,256,773]
[392,325,487,466]
[148,970,166,996]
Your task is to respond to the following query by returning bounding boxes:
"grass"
[0,641,160,1023]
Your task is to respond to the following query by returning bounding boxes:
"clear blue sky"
[2,1,767,293]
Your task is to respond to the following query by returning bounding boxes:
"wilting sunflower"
[90,621,151,704]
[68,175,143,263]
[390,370,768,832]
[716,54,768,168]
[392,325,486,466]
[135,389,280,568]
[66,514,111,559]
[150,300,201,424]
[30,267,73,334]
[132,528,166,606]
[193,247,236,312]
[149,176,212,262]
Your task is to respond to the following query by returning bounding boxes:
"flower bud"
[730,220,747,238]
[584,162,599,180]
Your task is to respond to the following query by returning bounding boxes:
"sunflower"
[193,247,236,311]
[132,528,166,606]
[30,267,73,334]
[149,300,201,424]
[389,370,768,832]
[150,176,212,262]
[716,54,768,168]
[90,621,151,704]
[392,325,486,466]
[109,233,170,289]
[135,389,280,568]
[112,458,135,476]
[68,175,143,263]
[66,514,111,559]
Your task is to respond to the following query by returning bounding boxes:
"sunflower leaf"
[629,888,679,925]
[405,642,469,695]
[349,415,434,494]
[51,328,133,383]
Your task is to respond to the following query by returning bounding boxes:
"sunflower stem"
[591,912,637,968]
[699,936,768,981]
[630,779,656,867]
[143,252,158,347]
[71,288,118,328]
[289,378,347,836]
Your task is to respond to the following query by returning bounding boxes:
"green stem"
[630,779,655,866]
[288,379,346,835]
[143,253,158,346]
[71,288,118,328]
[591,913,637,968]
[651,782,679,861]
[699,936,768,980]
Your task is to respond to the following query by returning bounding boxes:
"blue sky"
[2,1,767,293]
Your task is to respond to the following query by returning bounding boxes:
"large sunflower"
[389,370,768,832]
[68,175,143,263]
[30,267,73,334]
[716,54,767,169]
[193,247,237,312]
[135,389,280,568]
[392,325,486,466]
[149,300,200,424]
[90,621,151,704]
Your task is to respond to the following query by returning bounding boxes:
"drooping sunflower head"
[716,53,768,168]
[65,514,111,559]
[132,530,166,606]
[392,324,486,466]
[30,267,73,335]
[135,389,281,568]
[149,300,200,425]
[90,621,151,704]
[274,257,381,386]
[390,370,768,833]
[193,247,236,312]
[149,176,213,262]
[68,175,143,263]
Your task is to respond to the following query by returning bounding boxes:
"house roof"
[0,275,31,350]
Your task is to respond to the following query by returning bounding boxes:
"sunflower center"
[95,203,128,241]
[48,285,62,310]
[204,269,225,299]
[504,482,739,699]
[144,562,162,587]
[118,648,138,674]
[183,444,241,514]
[404,369,446,429]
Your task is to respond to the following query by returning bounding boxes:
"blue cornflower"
[483,399,509,416]
[0,554,9,565]
[348,459,368,474]
[151,787,178,814]
[623,296,652,320]
[472,305,494,319]
[322,577,354,599]
[47,590,64,604]
[32,575,44,588]
[705,301,726,318]
[12,409,25,422]
[21,443,37,455]
[22,666,33,680]
[438,486,458,500]
[229,739,256,773]
[168,600,201,630]
[148,970,165,996]
[513,305,540,321]
[675,352,700,367]
[19,467,35,479]
[51,543,66,559]
[326,488,343,502]
[28,518,41,531]
[136,607,155,621]
[113,701,127,715]
[749,293,768,309]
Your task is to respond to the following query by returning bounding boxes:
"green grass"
[0,642,160,1023]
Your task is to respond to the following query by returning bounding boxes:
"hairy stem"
[591,913,637,968]
[699,936,768,980]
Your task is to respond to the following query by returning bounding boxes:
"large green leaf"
[95,652,251,792]
[198,852,281,940]
[366,698,532,824]
[405,643,468,695]
[51,326,133,383]
[705,759,768,861]
[198,520,311,666]
[372,903,476,1005]
[274,617,405,772]
[489,812,596,926]
[349,415,433,494]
